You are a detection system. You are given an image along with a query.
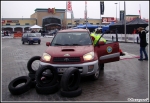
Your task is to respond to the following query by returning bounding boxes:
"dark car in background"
[21,33,41,45]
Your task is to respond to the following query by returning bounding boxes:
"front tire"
[91,67,100,80]
[22,41,24,44]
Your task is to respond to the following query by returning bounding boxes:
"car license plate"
[57,68,67,73]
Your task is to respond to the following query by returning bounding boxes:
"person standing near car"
[137,27,148,61]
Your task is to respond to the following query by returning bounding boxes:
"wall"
[2,19,36,26]
[35,12,66,26]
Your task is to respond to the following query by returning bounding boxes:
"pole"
[66,1,68,29]
[124,1,127,42]
[85,1,87,29]
[115,3,118,23]
[139,4,141,18]
[99,1,101,28]
[71,11,73,28]
[119,2,120,21]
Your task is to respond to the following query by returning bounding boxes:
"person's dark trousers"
[139,47,148,60]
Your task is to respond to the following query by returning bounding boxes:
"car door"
[95,33,120,63]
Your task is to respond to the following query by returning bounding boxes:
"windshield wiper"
[53,43,63,46]
[71,44,82,46]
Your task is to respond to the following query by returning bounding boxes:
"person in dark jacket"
[137,27,148,61]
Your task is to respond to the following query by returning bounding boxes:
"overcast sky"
[1,1,149,19]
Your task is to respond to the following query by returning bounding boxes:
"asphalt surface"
[1,37,149,102]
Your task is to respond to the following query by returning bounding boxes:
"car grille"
[53,57,80,62]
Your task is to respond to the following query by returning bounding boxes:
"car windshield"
[28,33,41,37]
[51,32,92,46]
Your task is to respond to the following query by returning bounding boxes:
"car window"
[51,32,92,46]
[27,33,41,37]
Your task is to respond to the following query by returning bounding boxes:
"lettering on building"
[48,8,55,14]
[7,20,19,23]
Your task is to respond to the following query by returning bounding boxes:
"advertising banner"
[102,17,115,23]
[120,10,124,21]
[100,1,104,15]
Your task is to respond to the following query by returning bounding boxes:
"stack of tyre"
[8,56,82,97]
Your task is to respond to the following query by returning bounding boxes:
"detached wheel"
[27,56,41,74]
[61,67,81,91]
[36,65,58,87]
[36,82,59,94]
[8,76,32,95]
[60,87,82,97]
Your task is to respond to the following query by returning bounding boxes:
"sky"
[1,1,149,19]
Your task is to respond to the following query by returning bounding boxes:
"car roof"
[58,29,89,33]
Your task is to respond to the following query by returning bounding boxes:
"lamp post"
[115,3,118,23]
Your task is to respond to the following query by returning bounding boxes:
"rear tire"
[38,41,40,44]
[22,41,24,44]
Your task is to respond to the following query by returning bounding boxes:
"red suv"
[39,29,120,80]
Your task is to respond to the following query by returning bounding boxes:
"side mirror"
[98,41,105,45]
[46,42,51,46]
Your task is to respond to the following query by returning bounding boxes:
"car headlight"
[42,53,51,61]
[83,52,94,61]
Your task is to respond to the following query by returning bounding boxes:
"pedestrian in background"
[137,27,148,61]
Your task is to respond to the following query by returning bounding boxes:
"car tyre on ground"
[60,87,82,97]
[35,65,58,87]
[27,56,41,74]
[61,67,81,91]
[35,82,60,95]
[8,76,32,95]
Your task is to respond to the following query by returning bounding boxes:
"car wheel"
[38,41,40,44]
[8,76,32,95]
[36,65,58,87]
[99,63,104,71]
[60,87,82,97]
[22,41,24,44]
[91,67,100,80]
[61,67,81,91]
[35,82,59,94]
[27,56,41,74]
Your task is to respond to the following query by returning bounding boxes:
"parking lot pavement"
[2,38,149,101]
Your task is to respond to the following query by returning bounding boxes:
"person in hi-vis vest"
[90,28,106,46]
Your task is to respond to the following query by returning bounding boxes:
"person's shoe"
[120,52,125,56]
[143,58,148,61]
[138,59,143,61]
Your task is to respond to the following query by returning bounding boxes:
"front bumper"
[39,60,99,76]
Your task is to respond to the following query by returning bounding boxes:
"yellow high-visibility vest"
[90,33,106,45]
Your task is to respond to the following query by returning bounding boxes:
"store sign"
[7,20,19,23]
[102,17,115,23]
[1,20,5,24]
[126,16,137,21]
[48,8,55,14]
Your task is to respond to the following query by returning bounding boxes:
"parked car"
[38,29,120,80]
[21,33,41,45]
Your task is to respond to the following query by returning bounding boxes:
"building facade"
[2,8,148,33]
[2,18,36,32]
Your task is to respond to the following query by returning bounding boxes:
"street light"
[115,3,118,23]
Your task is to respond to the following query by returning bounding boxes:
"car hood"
[45,45,94,57]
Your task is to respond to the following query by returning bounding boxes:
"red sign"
[48,8,55,14]
[1,20,5,24]
[7,20,19,23]
[102,17,115,23]
[67,1,72,12]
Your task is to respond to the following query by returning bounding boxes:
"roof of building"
[58,29,88,32]
[2,18,37,20]
[34,8,66,12]
[126,15,139,16]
